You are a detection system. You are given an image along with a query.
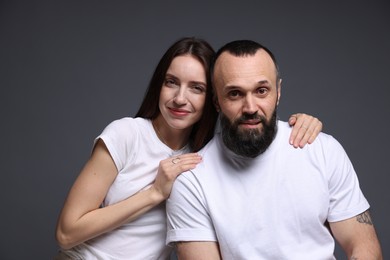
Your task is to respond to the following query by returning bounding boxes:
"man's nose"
[242,94,257,114]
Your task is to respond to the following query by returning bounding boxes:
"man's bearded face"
[220,108,277,158]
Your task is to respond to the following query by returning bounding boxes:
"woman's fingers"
[163,153,202,176]
[289,113,323,148]
[153,153,202,199]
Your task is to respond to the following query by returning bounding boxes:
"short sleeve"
[325,136,370,222]
[94,118,137,172]
[166,171,218,245]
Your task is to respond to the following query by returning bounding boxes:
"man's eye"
[228,90,241,98]
[257,88,267,95]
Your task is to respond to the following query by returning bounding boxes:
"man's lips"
[239,119,261,125]
[239,119,262,128]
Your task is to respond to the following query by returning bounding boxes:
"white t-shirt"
[166,121,369,260]
[62,117,190,260]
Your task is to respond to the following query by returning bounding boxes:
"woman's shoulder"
[97,117,151,144]
[97,117,152,166]
[105,117,150,131]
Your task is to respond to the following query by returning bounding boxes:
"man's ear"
[276,78,282,106]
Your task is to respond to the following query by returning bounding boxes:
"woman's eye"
[165,79,177,87]
[191,84,206,93]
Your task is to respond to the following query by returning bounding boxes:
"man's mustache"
[236,113,266,124]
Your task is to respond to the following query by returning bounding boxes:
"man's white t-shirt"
[167,121,369,259]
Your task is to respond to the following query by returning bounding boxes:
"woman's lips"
[168,108,190,117]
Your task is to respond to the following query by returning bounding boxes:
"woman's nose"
[173,88,187,105]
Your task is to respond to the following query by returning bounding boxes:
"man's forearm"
[176,241,221,260]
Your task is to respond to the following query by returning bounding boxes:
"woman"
[55,37,322,259]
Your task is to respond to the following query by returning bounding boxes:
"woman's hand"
[150,153,202,200]
[288,113,323,148]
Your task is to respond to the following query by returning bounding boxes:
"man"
[166,40,382,259]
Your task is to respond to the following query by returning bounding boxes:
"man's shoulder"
[277,120,336,145]
[177,136,222,181]
[198,134,220,155]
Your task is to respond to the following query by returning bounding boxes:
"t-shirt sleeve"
[325,135,370,222]
[166,171,218,245]
[94,118,136,172]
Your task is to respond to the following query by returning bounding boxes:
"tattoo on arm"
[356,210,373,225]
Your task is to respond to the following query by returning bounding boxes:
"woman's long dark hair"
[135,37,218,151]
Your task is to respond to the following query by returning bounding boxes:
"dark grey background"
[1,0,389,259]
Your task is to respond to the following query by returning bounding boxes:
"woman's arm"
[288,113,323,148]
[56,139,201,249]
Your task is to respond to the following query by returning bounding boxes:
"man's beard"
[220,109,278,158]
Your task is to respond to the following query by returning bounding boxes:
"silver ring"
[172,157,180,164]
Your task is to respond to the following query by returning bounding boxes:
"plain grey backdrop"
[1,0,389,259]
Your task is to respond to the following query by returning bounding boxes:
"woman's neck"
[152,117,191,150]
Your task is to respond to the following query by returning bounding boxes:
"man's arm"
[176,241,221,260]
[329,210,382,260]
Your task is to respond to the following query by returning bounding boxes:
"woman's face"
[158,54,207,131]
